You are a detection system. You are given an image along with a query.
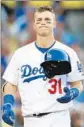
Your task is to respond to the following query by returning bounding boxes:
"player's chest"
[45,75,68,95]
[18,53,45,78]
[19,51,44,65]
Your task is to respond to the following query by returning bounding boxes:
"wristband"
[3,94,15,106]
[70,88,79,99]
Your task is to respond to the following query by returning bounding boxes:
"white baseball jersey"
[3,41,84,116]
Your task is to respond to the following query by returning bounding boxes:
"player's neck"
[36,35,55,48]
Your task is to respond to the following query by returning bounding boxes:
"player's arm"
[2,50,19,126]
[3,82,17,95]
[70,81,83,93]
[57,81,83,103]
[57,49,84,103]
[56,81,83,103]
[2,82,17,126]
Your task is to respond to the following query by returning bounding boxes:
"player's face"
[34,11,56,37]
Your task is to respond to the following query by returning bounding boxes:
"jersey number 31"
[48,79,62,94]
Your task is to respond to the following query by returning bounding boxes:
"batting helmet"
[41,49,71,78]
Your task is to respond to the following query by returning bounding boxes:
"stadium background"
[1,1,84,127]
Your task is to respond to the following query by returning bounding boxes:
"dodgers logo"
[47,52,52,60]
[21,64,47,82]
[77,61,83,72]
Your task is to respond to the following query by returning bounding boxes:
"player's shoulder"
[14,41,35,55]
[56,41,76,55]
[17,41,35,52]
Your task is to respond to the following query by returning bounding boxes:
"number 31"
[48,79,62,94]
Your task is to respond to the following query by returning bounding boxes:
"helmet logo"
[47,53,52,60]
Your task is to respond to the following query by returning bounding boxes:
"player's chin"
[39,31,50,36]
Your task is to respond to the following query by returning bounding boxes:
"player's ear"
[53,14,56,28]
[52,19,56,29]
[53,20,56,28]
[33,21,36,31]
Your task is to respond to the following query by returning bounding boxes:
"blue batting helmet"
[41,49,71,78]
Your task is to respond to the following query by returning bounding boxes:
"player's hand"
[57,87,79,103]
[2,103,15,126]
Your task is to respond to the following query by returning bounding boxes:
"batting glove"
[57,87,79,103]
[2,95,15,126]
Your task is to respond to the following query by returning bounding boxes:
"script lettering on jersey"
[21,64,47,82]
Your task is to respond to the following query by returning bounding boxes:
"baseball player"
[2,6,84,127]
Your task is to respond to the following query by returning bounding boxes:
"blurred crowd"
[1,1,84,127]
